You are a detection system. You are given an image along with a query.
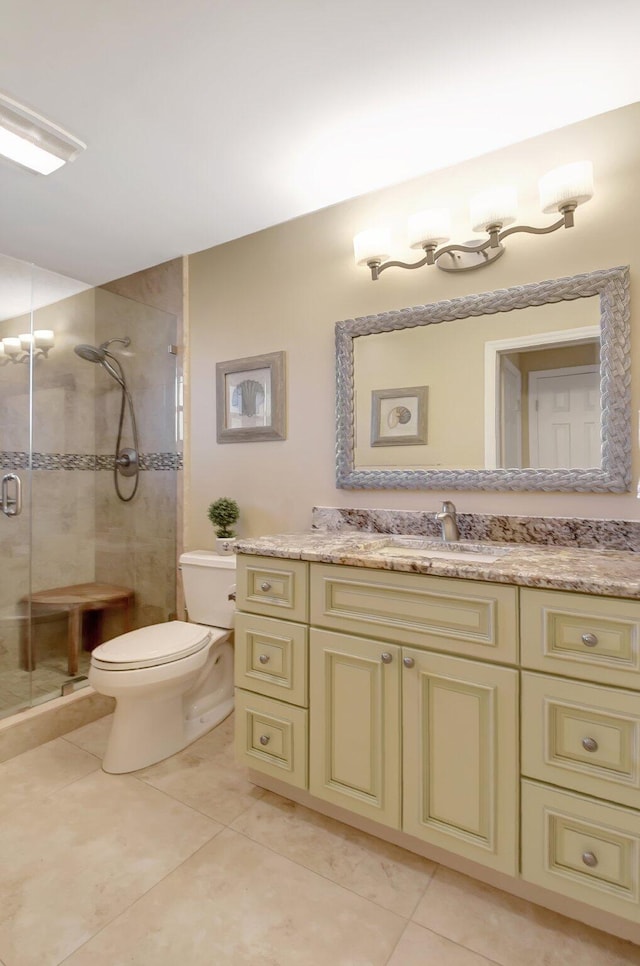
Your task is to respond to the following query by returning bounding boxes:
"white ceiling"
[1,0,639,289]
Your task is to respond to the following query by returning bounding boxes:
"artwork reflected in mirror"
[337,267,630,491]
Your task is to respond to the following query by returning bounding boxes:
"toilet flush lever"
[1,473,22,517]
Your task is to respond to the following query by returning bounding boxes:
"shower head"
[74,340,128,389]
[74,343,105,363]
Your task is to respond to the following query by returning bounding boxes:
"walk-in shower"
[1,256,180,725]
[74,336,140,502]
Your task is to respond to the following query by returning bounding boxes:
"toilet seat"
[91,620,213,671]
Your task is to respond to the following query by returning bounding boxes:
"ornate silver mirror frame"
[335,266,630,491]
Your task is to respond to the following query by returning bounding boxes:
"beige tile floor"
[0,714,638,966]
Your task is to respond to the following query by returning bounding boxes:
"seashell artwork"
[232,378,264,417]
[387,405,412,428]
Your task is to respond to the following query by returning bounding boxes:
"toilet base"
[102,694,234,773]
[95,633,235,774]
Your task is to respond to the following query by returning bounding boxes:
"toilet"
[89,551,236,774]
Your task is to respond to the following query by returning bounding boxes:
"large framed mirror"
[336,266,630,491]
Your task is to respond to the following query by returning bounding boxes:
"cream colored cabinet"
[522,780,640,920]
[403,646,519,874]
[521,672,640,809]
[235,689,308,789]
[308,629,518,872]
[520,588,640,924]
[234,556,311,786]
[309,628,401,827]
[235,553,640,936]
[310,563,518,664]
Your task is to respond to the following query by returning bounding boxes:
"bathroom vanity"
[233,532,640,943]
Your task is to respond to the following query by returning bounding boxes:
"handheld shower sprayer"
[73,336,139,502]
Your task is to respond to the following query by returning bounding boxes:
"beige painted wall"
[187,103,640,546]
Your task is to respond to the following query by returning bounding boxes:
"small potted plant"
[207,497,240,555]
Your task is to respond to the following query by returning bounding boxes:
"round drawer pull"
[403,656,415,668]
[258,654,270,665]
[581,632,598,648]
[259,734,270,746]
[260,581,272,592]
[582,736,599,753]
[582,851,598,868]
[381,652,393,664]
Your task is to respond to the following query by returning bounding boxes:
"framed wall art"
[370,385,428,446]
[216,351,286,442]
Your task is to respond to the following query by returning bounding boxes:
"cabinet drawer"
[235,612,308,707]
[522,672,640,808]
[521,673,640,809]
[521,589,640,689]
[310,563,518,663]
[236,555,309,622]
[521,780,640,921]
[235,689,308,789]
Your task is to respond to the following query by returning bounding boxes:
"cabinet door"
[309,628,401,828]
[402,647,519,874]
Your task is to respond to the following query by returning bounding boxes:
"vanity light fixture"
[0,330,55,364]
[354,161,594,280]
[0,92,86,175]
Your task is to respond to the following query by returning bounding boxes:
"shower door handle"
[1,473,22,517]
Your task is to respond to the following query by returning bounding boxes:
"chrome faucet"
[435,500,459,542]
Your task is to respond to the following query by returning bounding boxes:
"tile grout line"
[411,921,507,966]
[382,918,415,965]
[403,860,438,920]
[227,822,419,923]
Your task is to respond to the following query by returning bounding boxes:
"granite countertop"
[234,531,640,600]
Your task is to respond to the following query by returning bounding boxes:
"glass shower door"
[0,254,33,717]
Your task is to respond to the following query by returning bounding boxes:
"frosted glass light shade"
[408,208,451,249]
[470,186,518,232]
[34,329,54,348]
[353,228,391,266]
[539,161,594,213]
[19,333,33,350]
[2,337,21,355]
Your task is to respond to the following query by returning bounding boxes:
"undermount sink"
[375,536,512,565]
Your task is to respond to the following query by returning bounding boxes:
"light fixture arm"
[367,206,575,280]
[0,347,52,364]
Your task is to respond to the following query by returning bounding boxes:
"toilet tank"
[179,551,236,628]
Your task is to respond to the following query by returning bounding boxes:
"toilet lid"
[91,620,213,670]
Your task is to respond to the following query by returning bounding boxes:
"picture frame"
[216,351,286,443]
[370,385,428,446]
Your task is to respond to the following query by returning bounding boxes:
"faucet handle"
[440,500,456,514]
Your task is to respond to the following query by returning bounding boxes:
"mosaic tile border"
[0,452,183,471]
[312,506,640,552]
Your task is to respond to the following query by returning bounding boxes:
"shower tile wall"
[93,286,179,629]
[0,268,181,716]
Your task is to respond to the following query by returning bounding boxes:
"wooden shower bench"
[23,582,135,676]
